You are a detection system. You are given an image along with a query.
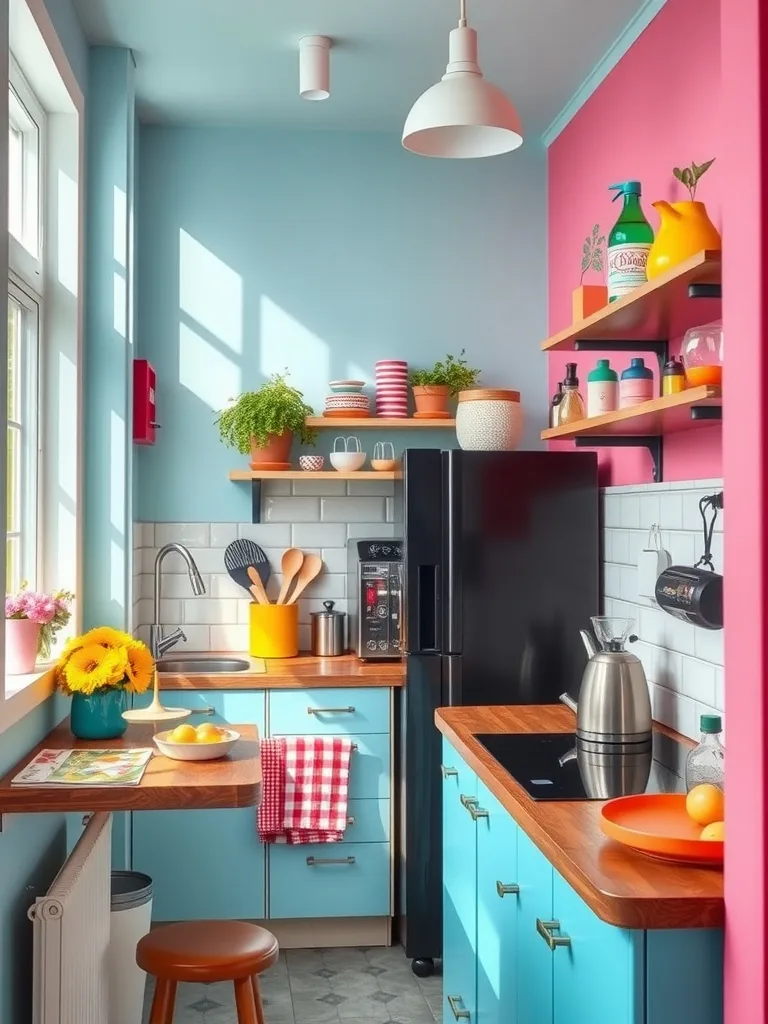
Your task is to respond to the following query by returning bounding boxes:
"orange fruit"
[170,723,197,744]
[700,821,725,842]
[686,784,724,826]
[196,722,223,740]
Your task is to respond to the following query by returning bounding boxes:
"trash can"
[108,871,153,1024]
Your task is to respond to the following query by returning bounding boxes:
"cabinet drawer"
[268,842,390,919]
[272,733,390,799]
[134,689,266,729]
[344,799,390,843]
[269,688,389,735]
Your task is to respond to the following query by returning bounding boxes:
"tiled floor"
[141,944,442,1023]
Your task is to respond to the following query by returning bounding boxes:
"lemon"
[196,722,223,740]
[170,723,197,744]
[700,821,724,842]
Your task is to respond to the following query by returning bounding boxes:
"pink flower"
[5,595,22,617]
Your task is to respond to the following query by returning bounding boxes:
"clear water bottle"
[685,714,725,792]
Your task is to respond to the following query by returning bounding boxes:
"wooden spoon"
[277,547,305,605]
[247,566,270,605]
[286,553,323,605]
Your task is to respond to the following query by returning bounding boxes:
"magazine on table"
[11,748,153,787]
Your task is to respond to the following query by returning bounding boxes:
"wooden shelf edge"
[541,386,722,441]
[229,470,402,481]
[541,250,722,352]
[306,417,456,428]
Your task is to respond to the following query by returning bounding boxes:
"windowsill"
[2,662,57,733]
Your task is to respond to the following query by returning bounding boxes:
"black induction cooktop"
[473,731,687,801]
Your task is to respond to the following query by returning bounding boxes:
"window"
[6,277,39,592]
[8,55,43,269]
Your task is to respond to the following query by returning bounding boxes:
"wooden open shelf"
[541,250,722,352]
[229,469,401,481]
[306,417,455,429]
[541,386,722,441]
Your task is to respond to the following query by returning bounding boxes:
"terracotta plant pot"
[412,385,451,417]
[249,431,293,469]
[572,285,608,323]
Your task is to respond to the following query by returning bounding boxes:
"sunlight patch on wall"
[179,229,243,354]
[113,270,126,338]
[110,410,125,534]
[179,322,241,410]
[113,184,127,268]
[57,351,76,501]
[56,168,77,295]
[110,539,125,608]
[259,295,329,387]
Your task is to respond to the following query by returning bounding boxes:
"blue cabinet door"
[133,689,266,728]
[552,871,641,1024]
[516,830,553,1024]
[476,781,518,1024]
[268,842,390,919]
[442,738,477,1024]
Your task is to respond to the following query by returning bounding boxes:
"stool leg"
[148,978,177,1024]
[251,975,267,1024]
[234,977,258,1024]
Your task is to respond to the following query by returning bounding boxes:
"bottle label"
[607,243,651,299]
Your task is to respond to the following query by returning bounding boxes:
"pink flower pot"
[5,617,41,674]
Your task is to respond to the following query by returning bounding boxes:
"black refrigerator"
[396,448,599,975]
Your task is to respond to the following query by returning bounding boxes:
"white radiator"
[29,811,112,1024]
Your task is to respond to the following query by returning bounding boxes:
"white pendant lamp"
[402,0,523,158]
[300,35,332,101]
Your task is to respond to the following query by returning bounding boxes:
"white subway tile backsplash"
[603,564,621,600]
[659,491,683,531]
[210,523,238,547]
[210,624,249,651]
[292,479,347,497]
[146,573,213,600]
[682,657,717,705]
[611,530,630,566]
[619,566,637,604]
[603,493,621,528]
[639,492,661,529]
[663,531,696,566]
[302,574,346,601]
[184,598,239,625]
[346,523,397,540]
[177,625,212,651]
[651,683,699,739]
[154,522,210,547]
[654,648,683,692]
[292,523,347,548]
[682,490,704,532]
[321,548,349,574]
[299,624,312,651]
[321,497,386,523]
[208,573,249,600]
[620,494,640,529]
[714,667,724,709]
[238,523,293,546]
[265,497,321,522]
[694,626,723,665]
[141,523,155,547]
[347,480,395,497]
[385,497,396,522]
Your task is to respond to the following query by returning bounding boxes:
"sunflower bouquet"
[55,626,154,696]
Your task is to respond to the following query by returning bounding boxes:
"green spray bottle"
[607,181,654,302]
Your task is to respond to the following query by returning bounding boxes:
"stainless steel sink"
[156,655,250,674]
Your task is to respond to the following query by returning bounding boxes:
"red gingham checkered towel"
[257,736,353,844]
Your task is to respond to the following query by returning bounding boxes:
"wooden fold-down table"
[0,723,262,814]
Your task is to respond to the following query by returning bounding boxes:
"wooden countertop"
[0,724,261,813]
[436,706,724,930]
[158,653,404,689]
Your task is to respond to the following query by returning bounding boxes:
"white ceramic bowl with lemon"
[154,721,240,761]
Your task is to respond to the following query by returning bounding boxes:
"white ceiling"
[71,0,648,133]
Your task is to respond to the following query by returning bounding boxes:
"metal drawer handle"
[447,995,470,1020]
[196,705,215,716]
[468,804,488,821]
[536,918,571,950]
[441,765,458,778]
[347,816,355,825]
[307,706,355,714]
[459,794,478,810]
[496,881,519,898]
[306,856,356,866]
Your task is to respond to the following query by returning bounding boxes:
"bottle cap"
[609,180,642,200]
[663,358,685,375]
[700,714,722,733]
[587,359,619,383]
[620,357,654,380]
[564,362,578,386]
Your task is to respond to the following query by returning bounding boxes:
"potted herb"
[408,351,481,417]
[647,159,721,279]
[573,224,607,323]
[216,372,317,468]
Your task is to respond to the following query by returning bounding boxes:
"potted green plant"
[408,351,481,417]
[573,224,607,323]
[216,372,317,468]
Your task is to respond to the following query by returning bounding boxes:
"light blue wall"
[83,47,136,629]
[42,0,87,92]
[136,127,548,522]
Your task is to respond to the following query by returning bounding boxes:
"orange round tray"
[322,409,371,418]
[600,793,723,867]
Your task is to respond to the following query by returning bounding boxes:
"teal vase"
[70,689,129,740]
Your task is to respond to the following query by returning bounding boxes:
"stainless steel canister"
[310,600,346,657]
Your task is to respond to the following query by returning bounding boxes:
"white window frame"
[6,274,41,594]
[8,53,44,287]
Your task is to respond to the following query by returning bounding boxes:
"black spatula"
[224,539,271,595]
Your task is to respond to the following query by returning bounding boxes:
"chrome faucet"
[150,543,206,659]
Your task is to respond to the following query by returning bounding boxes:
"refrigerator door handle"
[417,564,440,652]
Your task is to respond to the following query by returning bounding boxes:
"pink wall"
[547,0,722,485]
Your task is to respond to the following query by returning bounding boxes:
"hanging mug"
[330,435,366,472]
[372,441,398,472]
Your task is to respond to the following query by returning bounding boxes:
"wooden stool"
[136,920,279,1024]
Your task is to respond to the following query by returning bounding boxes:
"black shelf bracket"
[688,282,722,300]
[574,339,669,376]
[575,435,664,483]
[691,405,722,422]
[251,480,263,523]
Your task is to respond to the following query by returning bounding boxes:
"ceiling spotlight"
[300,35,332,101]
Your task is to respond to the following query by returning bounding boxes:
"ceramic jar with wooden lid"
[455,389,523,450]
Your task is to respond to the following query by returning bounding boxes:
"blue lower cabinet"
[476,781,519,1024]
[551,871,641,1024]
[133,689,266,729]
[268,687,389,735]
[516,829,554,1024]
[343,799,390,844]
[271,733,390,800]
[133,807,265,921]
[268,842,390,918]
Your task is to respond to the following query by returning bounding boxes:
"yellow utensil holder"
[249,602,299,659]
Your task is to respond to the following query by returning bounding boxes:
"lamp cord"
[459,0,467,27]
[694,491,724,572]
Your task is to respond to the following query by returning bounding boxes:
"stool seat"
[137,921,279,984]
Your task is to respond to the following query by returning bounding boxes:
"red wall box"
[133,359,158,445]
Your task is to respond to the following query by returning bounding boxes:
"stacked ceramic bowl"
[323,380,371,418]
[375,360,409,418]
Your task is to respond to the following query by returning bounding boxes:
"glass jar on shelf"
[681,318,723,388]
